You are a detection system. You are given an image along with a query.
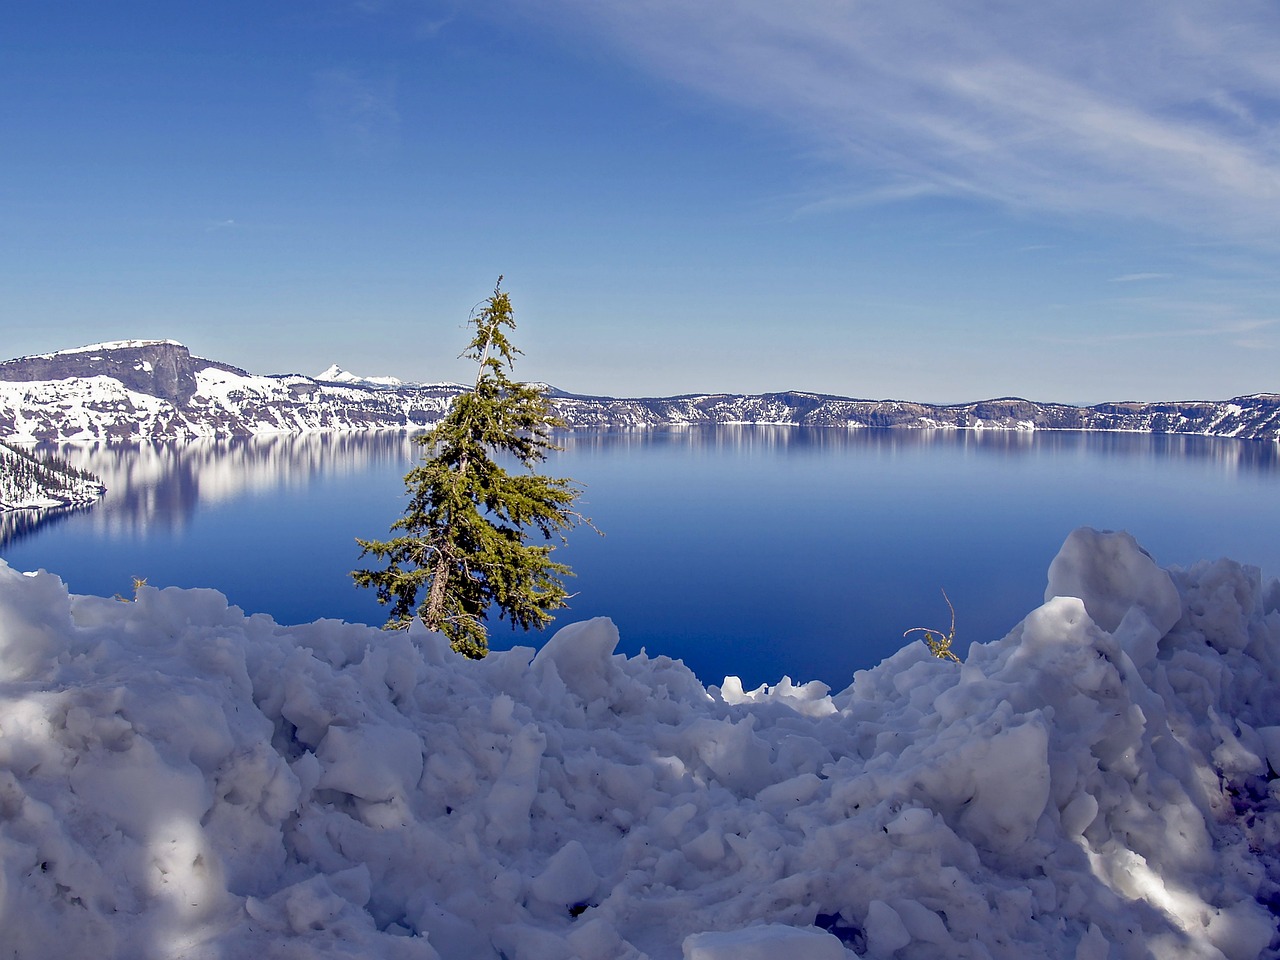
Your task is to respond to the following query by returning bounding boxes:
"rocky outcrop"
[0,340,249,407]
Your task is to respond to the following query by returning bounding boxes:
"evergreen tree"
[352,279,589,658]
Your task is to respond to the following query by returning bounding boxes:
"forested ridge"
[0,440,103,509]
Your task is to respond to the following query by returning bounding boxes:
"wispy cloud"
[793,181,944,217]
[1049,317,1279,345]
[1109,273,1172,283]
[517,0,1280,238]
[311,68,401,160]
[347,0,455,38]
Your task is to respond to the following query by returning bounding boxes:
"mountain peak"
[313,364,406,389]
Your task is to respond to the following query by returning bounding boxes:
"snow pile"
[1,528,1278,959]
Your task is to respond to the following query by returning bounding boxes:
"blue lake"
[4,427,1280,689]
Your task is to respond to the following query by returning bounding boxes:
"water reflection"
[0,503,94,548]
[13,427,1278,549]
[30,432,425,542]
[4,425,1279,687]
[555,424,1280,472]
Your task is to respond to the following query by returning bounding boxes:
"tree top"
[463,276,522,383]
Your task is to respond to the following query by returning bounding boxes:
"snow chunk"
[1046,527,1182,635]
[529,839,599,908]
[530,616,622,705]
[0,564,72,680]
[685,715,774,795]
[1205,898,1276,960]
[316,724,424,802]
[953,718,1051,854]
[865,899,912,955]
[683,924,849,960]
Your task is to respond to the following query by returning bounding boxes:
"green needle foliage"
[353,278,590,658]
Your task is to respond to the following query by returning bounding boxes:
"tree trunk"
[424,553,450,630]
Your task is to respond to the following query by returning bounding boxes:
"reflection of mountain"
[42,432,421,539]
[2,425,1273,560]
[0,502,95,549]
[555,423,1280,473]
[25,427,1275,548]
[0,440,105,547]
[3,340,1279,442]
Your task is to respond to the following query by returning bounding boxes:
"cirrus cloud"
[311,67,401,160]
[510,0,1280,238]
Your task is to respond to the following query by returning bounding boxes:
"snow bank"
[1,527,1278,959]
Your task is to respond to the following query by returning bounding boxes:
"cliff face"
[0,340,249,407]
[1,341,1278,443]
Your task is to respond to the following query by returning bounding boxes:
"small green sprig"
[903,588,961,663]
[115,576,147,602]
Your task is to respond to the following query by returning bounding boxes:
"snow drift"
[0,528,1278,959]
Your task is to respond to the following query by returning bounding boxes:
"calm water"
[4,427,1280,689]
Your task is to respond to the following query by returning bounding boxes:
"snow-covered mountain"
[0,341,459,441]
[2,340,1278,442]
[553,391,1280,439]
[313,363,415,390]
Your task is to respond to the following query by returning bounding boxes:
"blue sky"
[3,1,1279,403]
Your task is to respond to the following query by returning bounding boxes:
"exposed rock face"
[0,340,249,407]
[0,342,460,442]
[1,341,1278,443]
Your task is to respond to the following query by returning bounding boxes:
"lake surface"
[4,427,1280,689]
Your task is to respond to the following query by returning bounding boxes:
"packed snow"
[1,528,1278,959]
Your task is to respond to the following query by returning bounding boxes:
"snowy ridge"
[2,341,1279,442]
[0,366,457,442]
[1,528,1278,958]
[549,392,1280,439]
[11,339,186,361]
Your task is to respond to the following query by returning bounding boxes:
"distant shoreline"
[2,340,1277,443]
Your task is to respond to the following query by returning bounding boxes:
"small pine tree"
[352,278,589,658]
